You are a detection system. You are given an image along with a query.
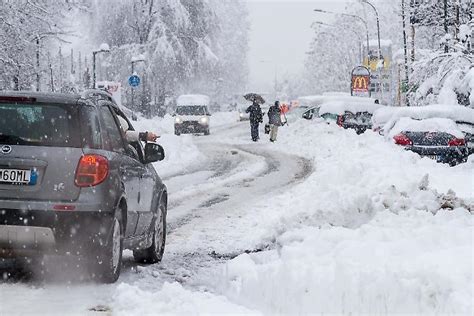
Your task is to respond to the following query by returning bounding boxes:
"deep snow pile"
[211,120,473,314]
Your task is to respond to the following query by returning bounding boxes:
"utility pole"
[444,0,449,53]
[47,52,54,92]
[36,36,40,92]
[130,56,146,109]
[59,47,63,92]
[70,49,75,75]
[411,25,415,63]
[402,0,410,106]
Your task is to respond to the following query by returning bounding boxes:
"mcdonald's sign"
[352,76,369,91]
[351,66,371,97]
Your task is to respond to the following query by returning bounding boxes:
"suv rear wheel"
[92,215,123,283]
[133,202,166,264]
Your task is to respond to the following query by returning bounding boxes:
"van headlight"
[175,117,183,124]
[199,117,209,125]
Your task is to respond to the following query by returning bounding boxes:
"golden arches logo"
[353,76,369,90]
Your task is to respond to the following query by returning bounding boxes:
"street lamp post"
[92,43,110,89]
[314,9,370,64]
[312,21,364,63]
[361,0,382,62]
[130,55,146,109]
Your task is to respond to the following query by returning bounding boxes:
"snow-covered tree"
[0,1,79,90]
[84,0,249,116]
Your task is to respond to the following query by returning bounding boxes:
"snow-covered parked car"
[372,104,474,136]
[174,94,211,135]
[318,101,383,134]
[387,117,469,166]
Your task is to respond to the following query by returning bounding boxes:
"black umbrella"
[244,93,265,104]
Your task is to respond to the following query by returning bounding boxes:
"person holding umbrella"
[244,93,265,142]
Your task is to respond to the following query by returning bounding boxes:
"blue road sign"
[128,75,141,87]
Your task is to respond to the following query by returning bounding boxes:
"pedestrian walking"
[246,101,263,141]
[268,101,282,142]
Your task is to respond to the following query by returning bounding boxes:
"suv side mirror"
[144,143,165,163]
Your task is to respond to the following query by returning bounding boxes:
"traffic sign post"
[128,75,141,87]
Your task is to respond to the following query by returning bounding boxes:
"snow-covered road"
[0,114,472,315]
[0,117,313,315]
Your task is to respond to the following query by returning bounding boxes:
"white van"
[174,94,211,135]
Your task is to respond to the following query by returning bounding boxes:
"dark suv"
[0,90,167,283]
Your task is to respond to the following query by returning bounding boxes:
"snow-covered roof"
[373,104,474,128]
[322,92,351,97]
[297,95,377,108]
[319,101,383,115]
[388,117,465,138]
[177,94,210,106]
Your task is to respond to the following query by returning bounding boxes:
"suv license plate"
[0,169,32,184]
[426,155,438,161]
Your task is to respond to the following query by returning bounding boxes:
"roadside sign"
[128,75,140,87]
[351,66,371,97]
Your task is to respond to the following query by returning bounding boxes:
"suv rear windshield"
[176,106,209,116]
[0,103,80,147]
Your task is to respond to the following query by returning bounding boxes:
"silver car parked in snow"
[0,90,167,283]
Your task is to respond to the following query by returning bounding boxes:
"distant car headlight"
[175,117,183,124]
[239,113,244,118]
[199,117,209,125]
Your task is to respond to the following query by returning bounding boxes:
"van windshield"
[0,103,80,147]
[176,106,208,116]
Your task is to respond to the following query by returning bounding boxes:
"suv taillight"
[75,154,109,187]
[393,133,413,146]
[448,138,465,146]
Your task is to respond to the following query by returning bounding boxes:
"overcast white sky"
[245,0,350,92]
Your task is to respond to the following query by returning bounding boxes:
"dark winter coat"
[246,103,263,124]
[268,105,282,126]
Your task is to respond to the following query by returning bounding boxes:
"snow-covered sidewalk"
[208,120,473,314]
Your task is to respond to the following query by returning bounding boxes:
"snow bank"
[319,101,382,115]
[113,282,259,315]
[177,94,210,106]
[220,208,472,315]
[211,120,473,314]
[388,117,465,138]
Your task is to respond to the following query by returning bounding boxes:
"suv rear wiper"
[0,134,31,145]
